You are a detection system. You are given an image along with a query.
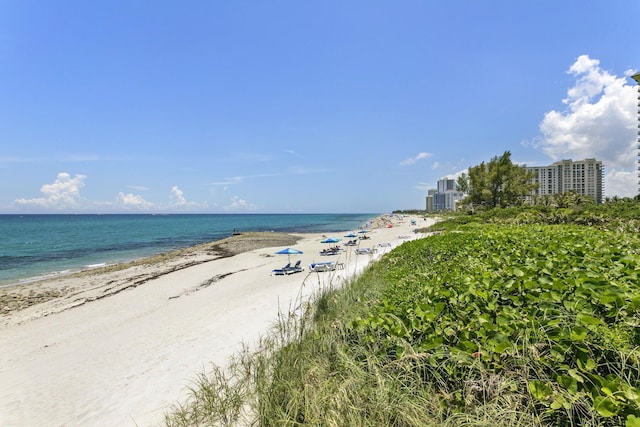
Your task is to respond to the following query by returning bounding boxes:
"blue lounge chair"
[287,260,303,274]
[271,262,291,276]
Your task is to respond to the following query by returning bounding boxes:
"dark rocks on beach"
[207,232,300,258]
[0,287,72,315]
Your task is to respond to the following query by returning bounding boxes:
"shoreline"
[0,214,431,426]
[0,213,380,290]
[0,232,302,317]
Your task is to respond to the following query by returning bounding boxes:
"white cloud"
[604,169,637,198]
[223,196,258,212]
[168,185,206,210]
[536,55,637,196]
[208,176,244,186]
[444,169,469,181]
[400,152,432,166]
[115,192,154,210]
[415,182,434,192]
[14,172,86,210]
[284,149,303,157]
[170,186,187,205]
[208,168,327,190]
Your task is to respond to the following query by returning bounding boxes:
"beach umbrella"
[344,233,357,238]
[321,237,340,244]
[275,247,303,263]
[358,230,369,234]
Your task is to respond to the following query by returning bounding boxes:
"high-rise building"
[425,178,465,212]
[526,158,604,203]
[632,72,640,195]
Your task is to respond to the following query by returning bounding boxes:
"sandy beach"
[0,214,431,426]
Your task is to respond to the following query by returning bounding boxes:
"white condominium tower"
[526,158,604,203]
[632,72,640,195]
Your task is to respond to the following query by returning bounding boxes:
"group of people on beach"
[320,245,342,256]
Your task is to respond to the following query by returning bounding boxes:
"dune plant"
[351,225,640,425]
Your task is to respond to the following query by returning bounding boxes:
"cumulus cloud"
[115,192,154,210]
[223,196,258,212]
[536,55,636,196]
[444,169,469,181]
[400,152,432,166]
[14,172,86,210]
[170,186,187,205]
[605,169,637,198]
[168,185,206,210]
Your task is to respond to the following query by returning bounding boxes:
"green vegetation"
[457,151,538,209]
[432,197,640,234]
[165,203,640,426]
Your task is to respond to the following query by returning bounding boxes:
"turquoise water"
[0,213,378,287]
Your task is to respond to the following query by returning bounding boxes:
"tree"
[464,151,538,208]
[456,173,469,194]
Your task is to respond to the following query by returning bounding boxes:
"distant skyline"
[1,1,638,213]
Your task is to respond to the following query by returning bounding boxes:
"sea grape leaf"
[557,375,578,394]
[570,326,589,341]
[577,356,597,372]
[528,380,553,401]
[627,414,640,427]
[577,313,602,326]
[567,369,584,383]
[538,276,553,285]
[494,340,511,354]
[512,267,525,277]
[593,395,618,417]
[624,386,640,405]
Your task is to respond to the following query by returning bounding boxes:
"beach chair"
[309,261,336,272]
[355,248,376,255]
[286,260,303,274]
[271,262,291,276]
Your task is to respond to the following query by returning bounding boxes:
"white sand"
[0,215,433,427]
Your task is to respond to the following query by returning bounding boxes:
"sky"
[1,1,638,214]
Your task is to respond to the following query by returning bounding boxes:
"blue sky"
[1,1,638,213]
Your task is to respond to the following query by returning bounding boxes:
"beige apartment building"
[526,158,604,203]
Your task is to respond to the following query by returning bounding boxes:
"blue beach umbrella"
[344,233,357,238]
[321,237,340,243]
[275,247,303,263]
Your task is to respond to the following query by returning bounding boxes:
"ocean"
[0,213,378,288]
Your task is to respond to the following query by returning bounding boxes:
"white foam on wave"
[0,269,73,289]
[85,263,107,269]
